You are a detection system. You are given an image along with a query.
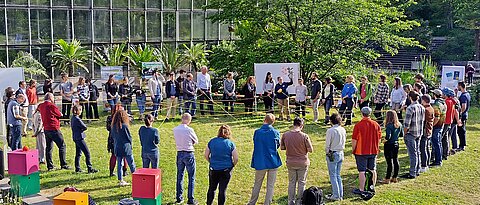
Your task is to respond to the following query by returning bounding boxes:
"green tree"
[183,43,211,72]
[48,39,90,76]
[11,51,49,80]
[0,61,5,68]
[159,46,187,73]
[127,44,159,76]
[94,43,128,66]
[207,0,420,79]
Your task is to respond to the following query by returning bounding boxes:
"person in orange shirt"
[352,107,382,195]
[26,79,38,130]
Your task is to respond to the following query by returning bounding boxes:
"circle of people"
[3,68,472,204]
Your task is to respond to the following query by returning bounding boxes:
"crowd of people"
[1,68,474,204]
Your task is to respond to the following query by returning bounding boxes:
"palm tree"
[48,39,90,76]
[183,43,211,72]
[127,44,160,76]
[94,43,128,67]
[11,51,48,80]
[159,46,187,73]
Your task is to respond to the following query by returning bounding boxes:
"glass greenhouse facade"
[0,0,231,78]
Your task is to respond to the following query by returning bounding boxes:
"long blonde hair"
[384,110,401,128]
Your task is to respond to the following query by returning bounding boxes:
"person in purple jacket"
[70,105,98,174]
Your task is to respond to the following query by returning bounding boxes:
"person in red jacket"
[37,92,70,171]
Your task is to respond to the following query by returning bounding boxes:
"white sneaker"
[419,167,428,173]
[119,181,130,186]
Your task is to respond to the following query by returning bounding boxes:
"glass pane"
[31,9,52,44]
[192,12,204,40]
[112,11,128,42]
[147,12,161,42]
[0,47,6,67]
[7,9,30,45]
[163,0,176,9]
[73,10,92,42]
[179,12,191,41]
[94,0,109,7]
[31,45,52,71]
[206,12,218,40]
[131,11,145,42]
[30,0,49,6]
[179,0,191,9]
[132,0,145,9]
[0,9,5,45]
[220,23,230,40]
[8,46,30,66]
[52,0,69,6]
[74,0,91,7]
[147,0,161,8]
[52,10,71,41]
[6,0,28,5]
[112,0,128,8]
[163,12,176,41]
[94,10,110,43]
[193,0,205,9]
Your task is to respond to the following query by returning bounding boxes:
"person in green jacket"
[357,76,373,109]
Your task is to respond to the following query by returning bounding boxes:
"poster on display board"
[142,62,164,79]
[441,66,465,90]
[254,63,300,94]
[100,66,124,81]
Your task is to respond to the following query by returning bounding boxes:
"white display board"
[0,67,24,147]
[142,62,164,79]
[254,63,300,94]
[441,66,465,90]
[100,66,124,81]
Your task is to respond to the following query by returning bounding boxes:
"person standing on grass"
[60,73,74,124]
[37,93,70,171]
[374,75,389,125]
[310,72,322,122]
[263,72,276,113]
[247,114,282,205]
[86,78,100,120]
[357,76,372,109]
[166,72,179,121]
[119,77,133,115]
[466,64,475,85]
[281,117,313,204]
[401,91,425,179]
[3,87,15,147]
[204,125,239,205]
[324,113,346,201]
[26,79,38,130]
[352,107,381,195]
[441,87,461,160]
[148,70,165,119]
[275,76,293,121]
[173,113,199,205]
[242,76,256,114]
[197,66,214,116]
[139,114,160,168]
[322,77,335,125]
[381,110,403,184]
[390,77,407,122]
[420,94,434,173]
[77,77,90,119]
[184,73,197,117]
[105,74,119,111]
[32,110,46,164]
[135,86,147,120]
[430,89,446,166]
[457,81,471,151]
[111,109,136,186]
[7,94,27,150]
[339,75,357,126]
[223,72,236,113]
[294,79,307,119]
[106,105,128,177]
[176,70,187,114]
[16,81,29,136]
[70,105,98,174]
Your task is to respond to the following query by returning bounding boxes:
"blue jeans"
[326,151,343,199]
[449,124,458,149]
[136,97,146,115]
[178,96,184,114]
[184,98,197,117]
[404,134,420,176]
[324,99,333,122]
[420,135,431,168]
[152,95,161,118]
[142,151,159,169]
[121,101,132,115]
[117,154,136,181]
[10,125,22,150]
[431,127,443,165]
[176,151,196,202]
[107,97,117,110]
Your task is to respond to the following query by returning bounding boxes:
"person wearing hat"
[352,107,382,195]
[441,87,462,160]
[430,89,446,166]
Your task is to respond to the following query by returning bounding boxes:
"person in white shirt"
[325,113,346,201]
[148,70,165,119]
[295,78,308,118]
[173,113,199,205]
[197,66,214,115]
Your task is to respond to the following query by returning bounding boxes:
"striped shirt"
[404,101,425,138]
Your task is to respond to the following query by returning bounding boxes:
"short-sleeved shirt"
[459,92,471,119]
[352,117,382,155]
[208,137,236,170]
[60,81,73,100]
[280,130,313,167]
[445,97,455,124]
[7,100,22,126]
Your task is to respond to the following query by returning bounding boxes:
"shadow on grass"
[41,174,112,189]
[94,193,131,203]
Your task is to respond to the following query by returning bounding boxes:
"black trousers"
[75,139,93,171]
[206,168,232,205]
[339,98,354,125]
[359,100,370,109]
[244,99,254,113]
[374,103,386,124]
[263,93,274,113]
[198,90,214,115]
[79,100,90,119]
[458,119,467,149]
[61,99,72,121]
[384,143,399,179]
[45,130,68,169]
[295,101,306,117]
[87,101,99,119]
[441,124,451,159]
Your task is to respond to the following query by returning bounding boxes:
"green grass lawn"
[19,106,480,204]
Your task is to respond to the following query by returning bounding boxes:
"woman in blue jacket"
[111,109,136,186]
[70,105,98,174]
[339,75,357,125]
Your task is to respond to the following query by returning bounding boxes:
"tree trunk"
[68,65,74,77]
[476,28,480,61]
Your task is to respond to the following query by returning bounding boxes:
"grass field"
[18,106,480,205]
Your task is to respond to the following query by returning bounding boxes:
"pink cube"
[132,168,162,199]
[8,149,39,175]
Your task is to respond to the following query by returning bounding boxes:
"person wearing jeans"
[166,72,179,121]
[324,113,345,201]
[420,95,434,173]
[176,70,186,114]
[322,77,334,125]
[457,81,471,151]
[248,114,282,205]
[60,73,73,124]
[197,66,214,115]
[148,70,165,119]
[442,87,460,160]
[294,79,307,118]
[139,114,160,168]
[401,91,425,179]
[135,88,147,120]
[70,105,98,173]
[430,89,446,166]
[105,74,119,111]
[7,94,27,150]
[310,72,322,122]
[183,73,197,117]
[204,125,239,205]
[173,113,199,205]
[111,110,137,186]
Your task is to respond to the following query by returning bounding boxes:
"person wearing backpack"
[357,76,373,109]
[324,113,346,201]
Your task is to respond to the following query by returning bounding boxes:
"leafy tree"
[159,46,187,73]
[94,43,128,67]
[127,44,159,76]
[207,0,420,79]
[183,43,211,72]
[11,51,48,80]
[48,39,90,76]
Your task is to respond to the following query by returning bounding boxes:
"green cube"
[134,193,162,205]
[10,172,40,197]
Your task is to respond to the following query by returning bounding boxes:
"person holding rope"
[184,73,197,118]
[177,70,187,114]
[430,89,446,167]
[373,75,389,125]
[390,77,407,123]
[322,77,335,125]
[119,77,133,115]
[16,81,29,135]
[166,72,180,121]
[26,79,38,130]
[86,78,100,120]
[242,76,256,114]
[357,76,373,109]
[339,75,357,126]
[294,78,307,119]
[197,66,214,115]
[7,94,27,150]
[223,72,236,113]
[148,70,165,119]
[263,72,275,113]
[275,76,293,121]
[60,73,74,124]
[310,72,322,122]
[105,74,119,111]
[77,77,90,119]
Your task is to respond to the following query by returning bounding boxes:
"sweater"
[390,87,407,105]
[251,124,282,170]
[112,123,133,157]
[70,115,87,141]
[274,80,293,99]
[341,83,356,98]
[311,79,322,99]
[139,126,160,154]
[385,123,403,144]
[37,101,62,131]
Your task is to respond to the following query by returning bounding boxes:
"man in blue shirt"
[247,114,282,205]
[166,72,179,121]
[457,81,470,151]
[274,77,293,121]
[7,94,27,150]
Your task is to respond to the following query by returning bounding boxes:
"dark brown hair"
[111,110,130,131]
[72,105,82,116]
[144,114,154,127]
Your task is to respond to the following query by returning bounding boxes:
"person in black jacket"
[86,78,99,120]
[105,75,118,111]
[274,76,293,121]
[166,72,180,121]
[310,72,322,122]
[322,77,335,125]
[119,77,133,115]
[242,76,256,114]
[70,105,98,173]
[183,73,197,117]
[43,79,53,94]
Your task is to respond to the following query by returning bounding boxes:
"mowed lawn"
[19,106,480,205]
